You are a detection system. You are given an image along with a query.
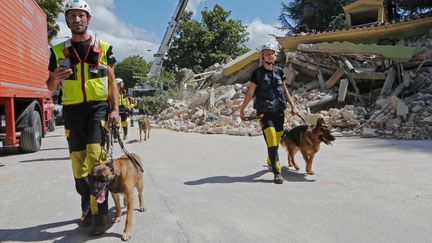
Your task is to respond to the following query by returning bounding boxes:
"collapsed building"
[155,0,432,140]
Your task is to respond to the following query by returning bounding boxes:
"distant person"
[117,78,131,139]
[46,0,119,235]
[239,43,299,184]
[127,93,137,127]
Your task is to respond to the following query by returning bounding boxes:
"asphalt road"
[1,125,431,243]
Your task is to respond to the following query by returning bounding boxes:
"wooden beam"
[380,67,396,97]
[290,59,336,76]
[351,71,386,80]
[316,65,325,90]
[340,57,366,106]
[325,66,345,88]
[338,79,349,102]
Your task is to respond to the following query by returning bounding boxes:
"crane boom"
[148,0,189,81]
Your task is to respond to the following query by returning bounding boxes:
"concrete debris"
[157,33,432,140]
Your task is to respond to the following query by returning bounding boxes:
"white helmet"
[115,78,123,84]
[260,43,276,53]
[64,0,92,16]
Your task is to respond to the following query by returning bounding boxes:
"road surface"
[1,125,431,242]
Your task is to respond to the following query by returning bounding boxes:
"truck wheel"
[48,119,56,132]
[20,111,42,152]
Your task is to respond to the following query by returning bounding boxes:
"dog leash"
[244,113,308,125]
[296,114,308,125]
[110,123,144,173]
[242,116,259,121]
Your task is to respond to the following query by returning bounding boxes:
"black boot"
[75,177,92,226]
[274,174,283,184]
[91,214,107,236]
[123,126,128,140]
[79,208,93,227]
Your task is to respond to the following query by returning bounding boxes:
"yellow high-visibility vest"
[52,38,111,105]
[119,94,130,108]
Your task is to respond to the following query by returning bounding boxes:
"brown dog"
[280,118,335,175]
[89,153,145,241]
[138,116,151,142]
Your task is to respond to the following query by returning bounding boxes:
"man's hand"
[53,67,73,82]
[239,109,245,121]
[290,108,299,116]
[47,67,73,92]
[108,110,120,127]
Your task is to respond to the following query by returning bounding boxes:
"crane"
[148,0,189,86]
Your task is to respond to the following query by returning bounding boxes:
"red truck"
[0,0,55,152]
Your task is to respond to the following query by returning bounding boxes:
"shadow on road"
[0,218,121,242]
[184,166,317,185]
[20,157,70,163]
[184,169,273,185]
[40,147,68,152]
[281,167,316,182]
[126,139,140,144]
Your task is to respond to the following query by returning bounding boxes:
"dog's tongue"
[97,191,106,203]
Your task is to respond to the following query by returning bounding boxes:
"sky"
[55,0,290,62]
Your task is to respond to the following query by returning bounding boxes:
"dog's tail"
[279,130,289,148]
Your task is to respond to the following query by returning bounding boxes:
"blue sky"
[56,0,290,61]
[115,0,286,40]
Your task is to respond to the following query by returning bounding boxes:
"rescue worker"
[239,43,299,184]
[46,0,119,235]
[117,78,131,140]
[127,93,137,127]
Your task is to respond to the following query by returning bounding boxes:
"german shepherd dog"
[138,116,151,142]
[280,118,335,175]
[89,153,145,241]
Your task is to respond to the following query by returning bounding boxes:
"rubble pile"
[157,84,262,136]
[155,33,432,140]
[399,32,432,59]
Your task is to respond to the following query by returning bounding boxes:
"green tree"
[36,0,63,43]
[386,0,432,20]
[279,0,432,33]
[115,55,151,89]
[165,5,249,73]
[278,0,353,33]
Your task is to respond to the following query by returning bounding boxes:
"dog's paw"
[113,217,121,223]
[122,232,131,241]
[139,207,147,212]
[294,166,300,171]
[307,171,315,175]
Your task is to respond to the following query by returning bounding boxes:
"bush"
[136,94,169,116]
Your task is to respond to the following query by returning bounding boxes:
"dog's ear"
[315,118,325,128]
[104,160,114,169]
[107,169,120,180]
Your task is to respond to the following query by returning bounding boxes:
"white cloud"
[186,0,206,15]
[55,0,159,62]
[245,18,287,51]
[55,2,288,63]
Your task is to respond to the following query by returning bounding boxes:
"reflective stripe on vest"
[52,39,110,105]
